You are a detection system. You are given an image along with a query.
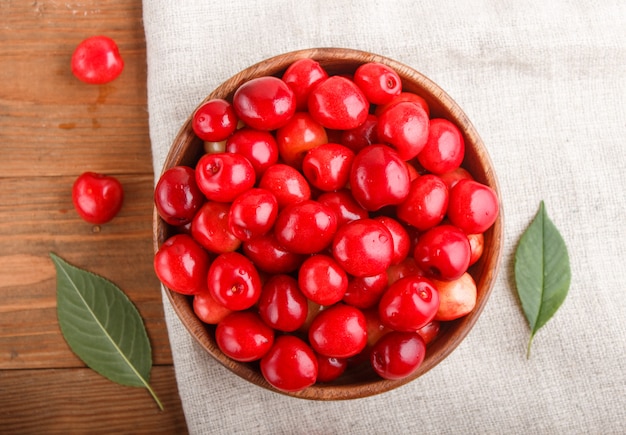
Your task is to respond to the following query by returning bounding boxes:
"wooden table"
[0,1,188,432]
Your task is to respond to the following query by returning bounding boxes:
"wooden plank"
[0,1,152,178]
[0,175,173,369]
[0,367,188,434]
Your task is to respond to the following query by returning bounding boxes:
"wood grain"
[0,0,188,432]
[0,367,187,434]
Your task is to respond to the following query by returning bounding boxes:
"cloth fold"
[144,1,626,433]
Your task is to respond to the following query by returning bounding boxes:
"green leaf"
[49,252,163,410]
[514,201,571,358]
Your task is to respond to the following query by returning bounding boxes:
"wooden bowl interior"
[153,48,503,400]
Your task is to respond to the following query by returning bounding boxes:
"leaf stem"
[526,334,534,359]
[145,382,164,411]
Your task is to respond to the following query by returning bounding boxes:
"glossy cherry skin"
[260,335,318,392]
[301,143,355,192]
[353,62,402,105]
[225,128,279,177]
[154,234,211,296]
[378,275,440,331]
[274,200,338,255]
[375,91,430,118]
[370,331,426,380]
[342,272,388,310]
[281,58,329,111]
[232,76,296,130]
[192,99,238,142]
[257,274,308,332]
[242,233,305,274]
[431,272,477,321]
[447,179,499,234]
[258,163,311,209]
[377,101,429,160]
[317,189,369,227]
[195,152,255,203]
[350,144,411,211]
[154,166,205,226]
[308,76,369,130]
[413,224,471,282]
[374,216,411,265]
[71,35,124,84]
[397,174,449,231]
[191,201,241,254]
[228,188,278,241]
[340,114,379,152]
[316,354,348,383]
[276,112,328,169]
[207,252,262,310]
[332,218,393,277]
[72,172,124,224]
[417,118,465,175]
[467,232,485,266]
[308,304,367,358]
[192,291,232,324]
[298,254,348,306]
[215,311,274,362]
[439,166,474,191]
[416,320,440,345]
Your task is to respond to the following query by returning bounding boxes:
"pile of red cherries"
[154,58,499,393]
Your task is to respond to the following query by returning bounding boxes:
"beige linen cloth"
[143,1,626,433]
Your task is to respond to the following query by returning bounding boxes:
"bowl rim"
[153,47,504,401]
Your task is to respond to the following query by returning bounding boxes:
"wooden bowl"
[153,48,503,400]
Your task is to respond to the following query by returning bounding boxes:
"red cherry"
[260,335,318,392]
[208,252,262,310]
[308,76,369,130]
[349,144,411,211]
[275,112,328,169]
[72,172,124,224]
[282,58,329,111]
[413,224,471,282]
[154,234,210,296]
[332,218,393,277]
[342,272,388,310]
[191,201,241,254]
[377,101,429,160]
[242,233,305,274]
[353,62,402,105]
[417,118,465,175]
[373,216,411,265]
[301,143,355,192]
[308,304,367,358]
[232,76,296,130]
[298,255,348,306]
[258,163,311,208]
[154,166,205,226]
[71,35,124,84]
[225,127,279,177]
[315,354,348,383]
[216,311,274,362]
[257,275,308,332]
[228,188,278,241]
[317,189,369,227]
[397,174,449,232]
[375,91,430,118]
[340,114,379,152]
[192,99,238,142]
[378,275,440,331]
[447,179,499,234]
[195,152,255,203]
[439,166,474,190]
[370,331,426,380]
[416,320,441,345]
[193,291,232,325]
[274,200,337,255]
